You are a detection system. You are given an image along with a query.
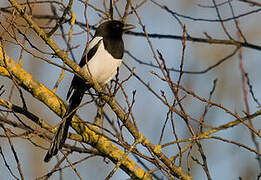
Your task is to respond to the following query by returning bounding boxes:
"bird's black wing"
[66,38,102,100]
[44,38,102,162]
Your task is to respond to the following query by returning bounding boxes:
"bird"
[44,20,135,162]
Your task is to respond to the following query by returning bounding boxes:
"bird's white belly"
[83,42,122,84]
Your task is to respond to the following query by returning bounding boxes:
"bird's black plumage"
[44,20,135,162]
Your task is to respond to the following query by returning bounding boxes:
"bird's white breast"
[82,37,122,84]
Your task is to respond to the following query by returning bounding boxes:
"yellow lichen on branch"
[6,0,192,179]
[0,41,153,180]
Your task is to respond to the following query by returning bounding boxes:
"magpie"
[44,20,135,162]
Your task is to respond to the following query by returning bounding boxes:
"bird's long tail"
[44,88,85,162]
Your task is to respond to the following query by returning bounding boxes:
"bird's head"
[95,20,135,38]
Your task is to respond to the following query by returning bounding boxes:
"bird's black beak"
[122,24,136,32]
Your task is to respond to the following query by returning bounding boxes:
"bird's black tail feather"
[44,88,85,162]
